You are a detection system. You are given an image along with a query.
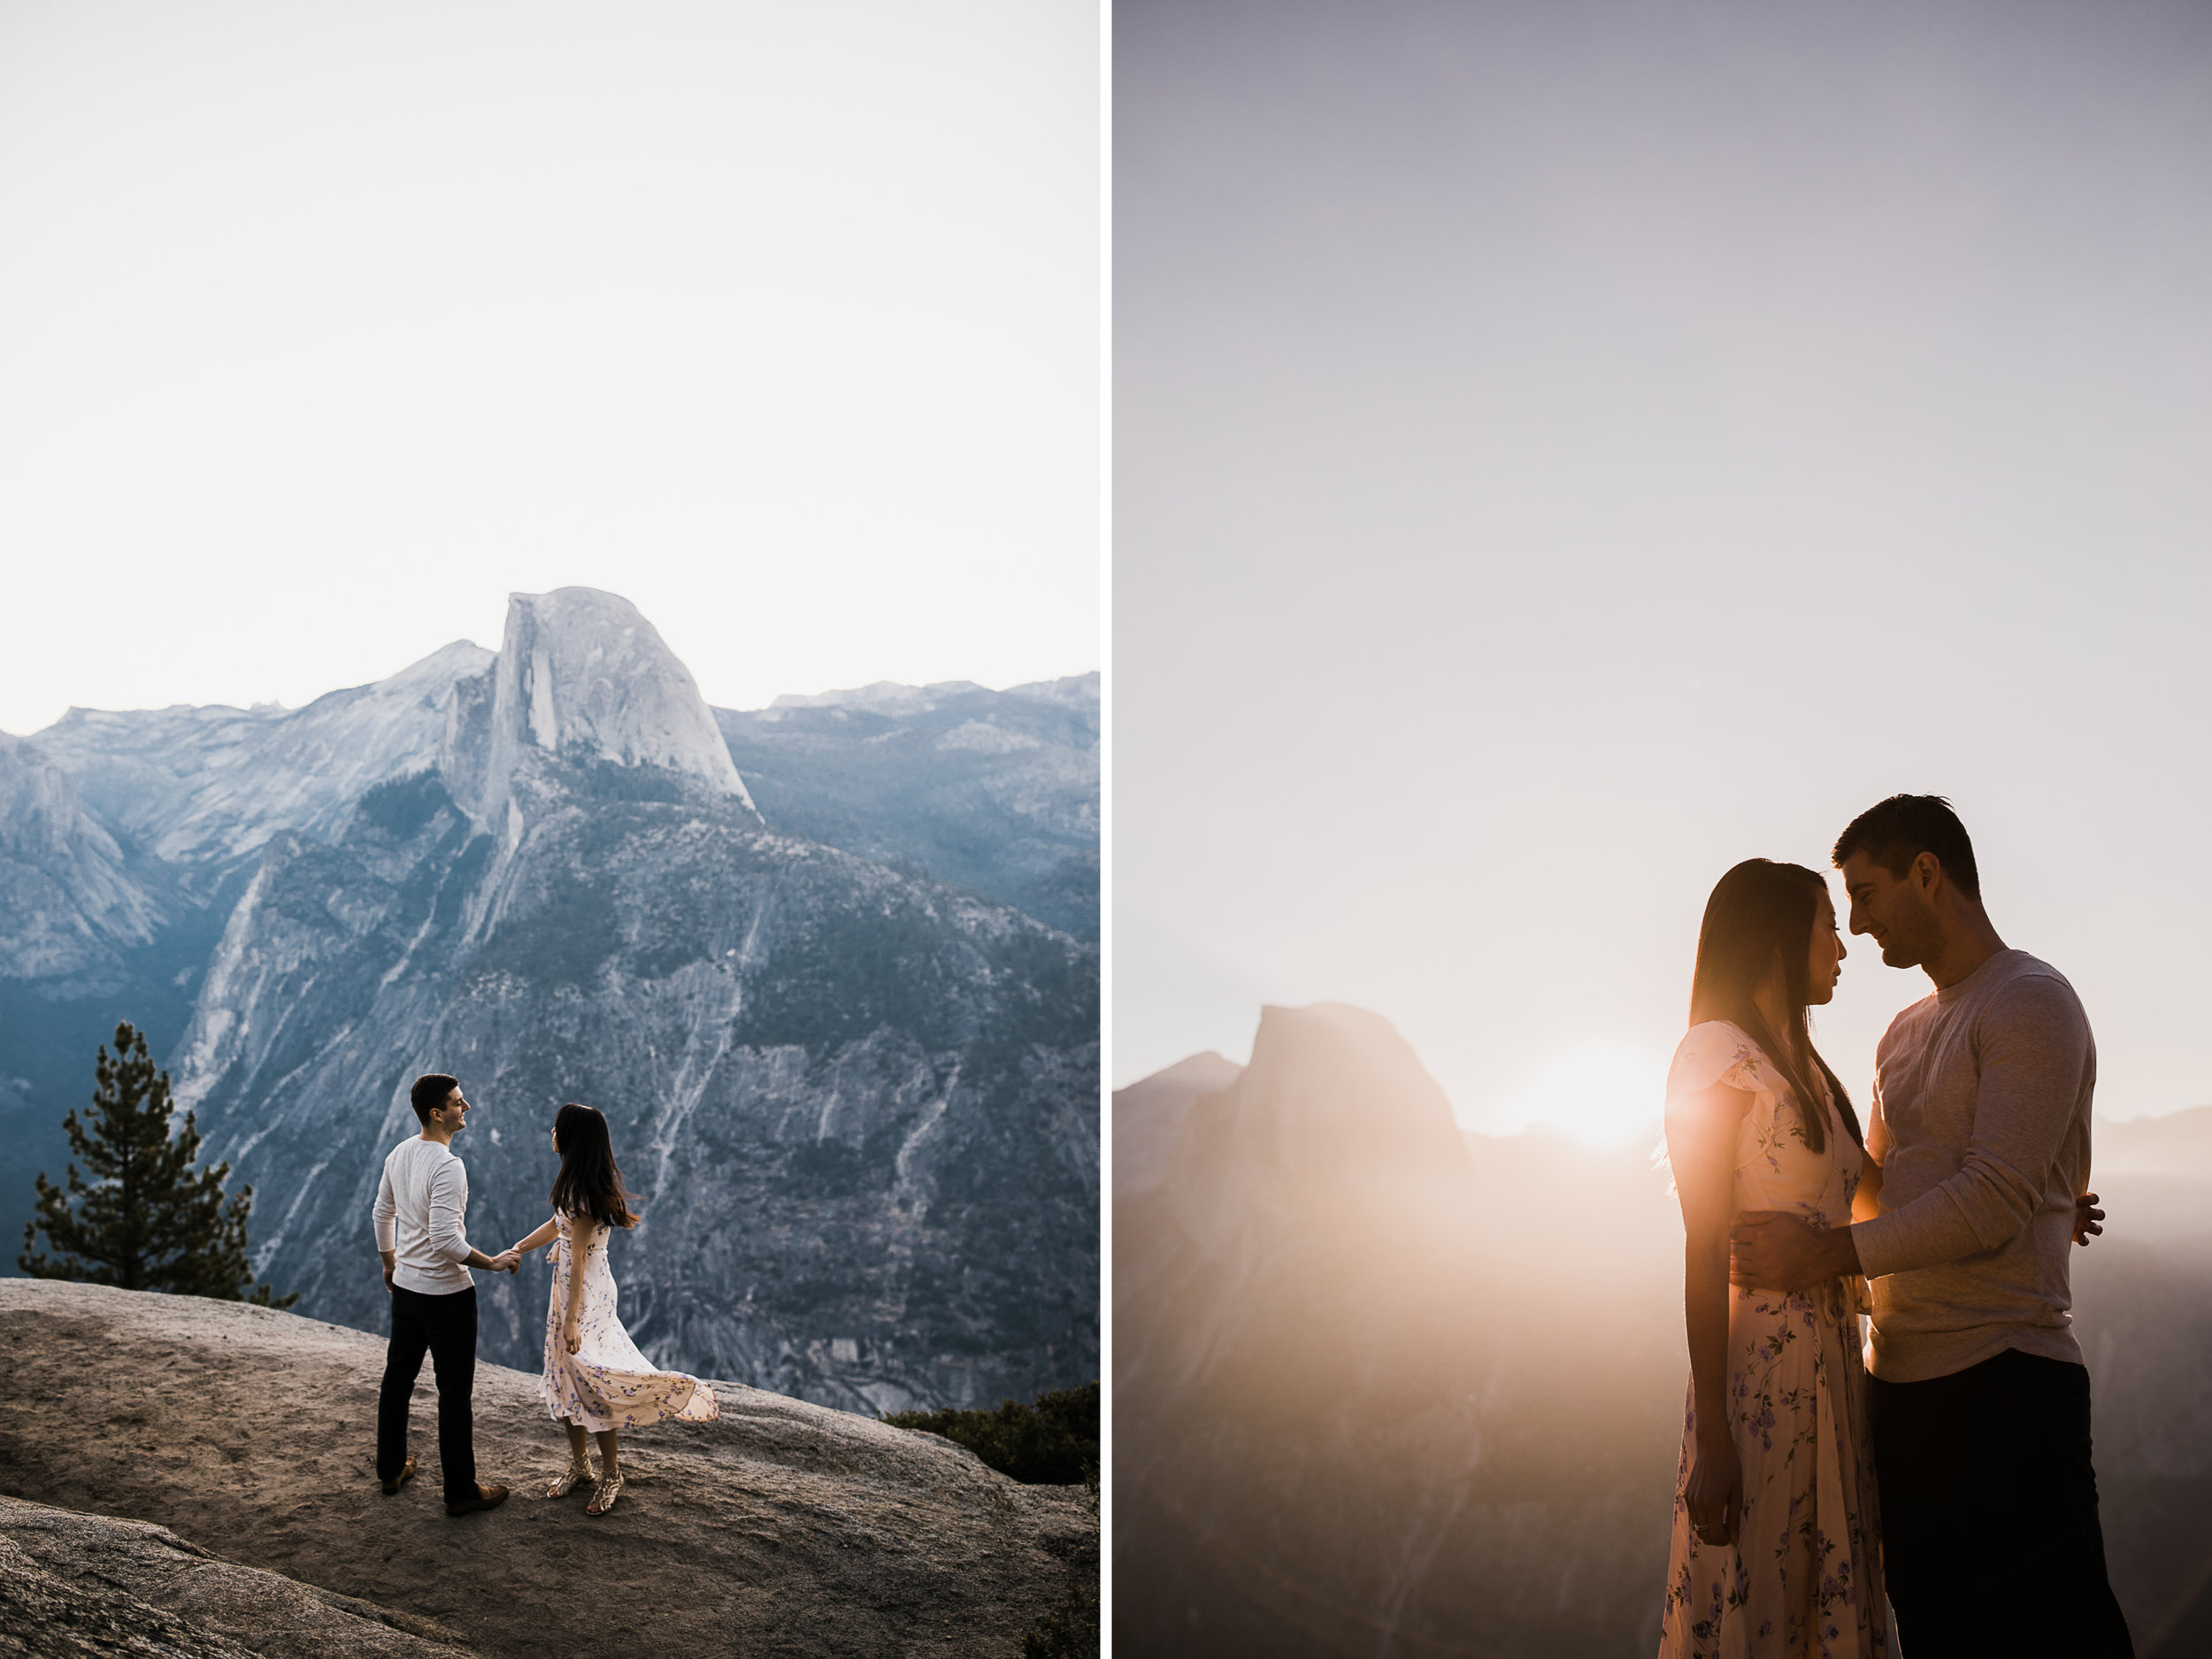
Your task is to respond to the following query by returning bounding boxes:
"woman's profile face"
[550,1125,562,1152]
[1807,886,1847,1005]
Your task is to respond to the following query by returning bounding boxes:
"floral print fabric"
[537,1211,718,1432]
[1657,1023,1890,1659]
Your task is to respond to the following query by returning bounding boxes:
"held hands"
[385,1249,516,1283]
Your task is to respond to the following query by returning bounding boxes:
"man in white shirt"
[1732,796,2132,1657]
[373,1072,518,1517]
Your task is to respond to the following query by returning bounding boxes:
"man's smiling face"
[1838,849,1941,969]
[432,1087,471,1134]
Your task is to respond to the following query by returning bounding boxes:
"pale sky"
[0,0,1098,734]
[1116,1,2212,1133]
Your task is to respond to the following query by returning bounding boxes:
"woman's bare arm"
[563,1214,597,1351]
[1669,1079,1753,1546]
[513,1216,560,1256]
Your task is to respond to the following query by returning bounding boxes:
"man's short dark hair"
[410,1073,460,1125]
[1832,795,1981,902]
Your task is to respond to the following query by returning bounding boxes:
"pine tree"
[19,1021,296,1308]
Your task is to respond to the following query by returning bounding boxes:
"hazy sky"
[1117,1,2212,1133]
[0,0,1098,733]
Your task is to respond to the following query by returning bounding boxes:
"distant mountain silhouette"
[2097,1105,2212,1172]
[1115,1003,1677,1657]
[1114,1006,2212,1656]
[1111,1049,1240,1202]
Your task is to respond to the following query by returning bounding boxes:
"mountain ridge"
[30,640,496,868]
[714,672,1099,940]
[4,589,1098,1416]
[1115,1018,2212,1655]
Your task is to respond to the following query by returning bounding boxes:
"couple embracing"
[1658,795,2133,1657]
[372,1076,718,1519]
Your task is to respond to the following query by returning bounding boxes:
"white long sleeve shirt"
[372,1137,476,1295]
[1854,949,2094,1382]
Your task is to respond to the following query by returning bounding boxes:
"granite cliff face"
[0,1279,1094,1659]
[1110,1049,1240,1202]
[0,733,165,986]
[1113,1002,1677,1658]
[715,673,1099,940]
[0,1491,472,1657]
[0,737,216,1253]
[446,588,757,833]
[32,641,496,868]
[3,589,1096,1416]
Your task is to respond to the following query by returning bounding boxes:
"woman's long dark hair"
[1689,859,1862,1156]
[549,1103,639,1228]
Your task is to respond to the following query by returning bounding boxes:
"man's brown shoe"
[380,1457,417,1496]
[445,1483,509,1517]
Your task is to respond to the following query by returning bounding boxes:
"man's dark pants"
[377,1284,478,1507]
[1870,1346,2132,1657]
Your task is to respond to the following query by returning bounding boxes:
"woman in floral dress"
[1658,859,1889,1658]
[508,1103,718,1516]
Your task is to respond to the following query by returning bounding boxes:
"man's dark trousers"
[377,1285,478,1507]
[1870,1346,2133,1657]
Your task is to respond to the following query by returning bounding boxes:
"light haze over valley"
[1115,1008,2212,1655]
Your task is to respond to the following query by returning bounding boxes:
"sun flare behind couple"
[1658,794,2131,1658]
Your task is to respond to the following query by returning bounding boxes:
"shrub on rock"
[884,1380,1099,1486]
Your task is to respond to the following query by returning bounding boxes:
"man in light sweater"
[1732,795,2132,1655]
[373,1072,518,1517]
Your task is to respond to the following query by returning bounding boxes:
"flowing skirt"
[538,1226,718,1432]
[1658,1278,1889,1658]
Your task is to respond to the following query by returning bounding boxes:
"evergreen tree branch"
[19,1020,296,1308]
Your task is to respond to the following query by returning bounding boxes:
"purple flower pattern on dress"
[536,1211,719,1432]
[1656,1024,1890,1658]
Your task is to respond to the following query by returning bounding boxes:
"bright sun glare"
[1486,1043,1666,1147]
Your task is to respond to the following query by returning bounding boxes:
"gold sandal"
[585,1471,624,1516]
[545,1458,595,1499]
